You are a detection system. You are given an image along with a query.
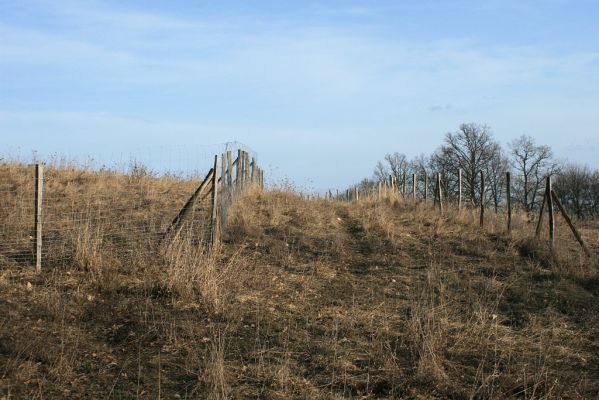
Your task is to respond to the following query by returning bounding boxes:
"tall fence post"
[424,174,428,203]
[458,169,463,210]
[480,170,485,227]
[412,173,416,203]
[547,176,554,247]
[226,151,233,192]
[250,157,256,185]
[34,163,43,272]
[506,172,512,232]
[235,149,242,192]
[437,173,443,213]
[244,152,250,187]
[211,155,220,248]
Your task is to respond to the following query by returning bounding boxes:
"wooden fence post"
[437,173,443,213]
[226,151,233,191]
[506,172,512,232]
[235,149,242,191]
[547,176,554,247]
[480,171,485,227]
[535,190,547,238]
[211,155,220,248]
[244,152,251,187]
[34,163,43,272]
[458,169,463,210]
[551,190,592,257]
[412,173,416,203]
[424,174,428,203]
[250,157,256,185]
[221,152,226,195]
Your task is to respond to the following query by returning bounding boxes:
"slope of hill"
[1,182,598,398]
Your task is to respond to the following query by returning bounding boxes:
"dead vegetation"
[0,165,598,398]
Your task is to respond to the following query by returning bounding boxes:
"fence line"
[0,143,264,271]
[327,168,594,259]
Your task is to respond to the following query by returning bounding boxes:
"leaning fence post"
[547,176,554,247]
[211,155,220,248]
[551,189,592,257]
[535,190,547,238]
[506,172,512,232]
[480,171,485,227]
[34,163,43,272]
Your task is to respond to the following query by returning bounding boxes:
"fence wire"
[0,142,261,269]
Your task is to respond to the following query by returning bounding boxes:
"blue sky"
[1,0,598,190]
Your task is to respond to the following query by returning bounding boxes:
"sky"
[1,0,599,191]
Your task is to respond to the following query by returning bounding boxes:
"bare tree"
[486,147,510,212]
[432,123,501,205]
[554,164,593,218]
[373,152,411,191]
[508,135,559,213]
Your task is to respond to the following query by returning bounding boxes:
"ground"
[1,186,598,399]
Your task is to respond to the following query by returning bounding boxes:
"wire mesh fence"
[0,142,264,270]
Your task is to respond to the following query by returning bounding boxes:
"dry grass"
[0,164,598,398]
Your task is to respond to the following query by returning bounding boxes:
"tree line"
[360,123,599,218]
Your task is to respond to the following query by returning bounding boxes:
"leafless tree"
[373,152,411,192]
[487,147,510,212]
[508,135,560,213]
[432,123,501,205]
[554,164,593,218]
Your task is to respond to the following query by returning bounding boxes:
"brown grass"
[0,164,598,398]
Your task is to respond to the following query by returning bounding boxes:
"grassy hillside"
[1,166,598,399]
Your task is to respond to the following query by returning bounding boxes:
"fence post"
[458,169,463,210]
[235,149,242,192]
[551,189,592,257]
[437,173,443,213]
[34,163,43,272]
[244,152,251,187]
[506,172,512,232]
[424,174,428,203]
[211,155,220,248]
[250,157,256,185]
[480,171,485,227]
[226,151,233,191]
[412,173,416,203]
[221,152,226,193]
[547,176,554,247]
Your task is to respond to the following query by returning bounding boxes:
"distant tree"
[486,147,510,212]
[432,123,501,205]
[554,164,593,218]
[373,152,411,191]
[411,153,432,197]
[508,135,560,213]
